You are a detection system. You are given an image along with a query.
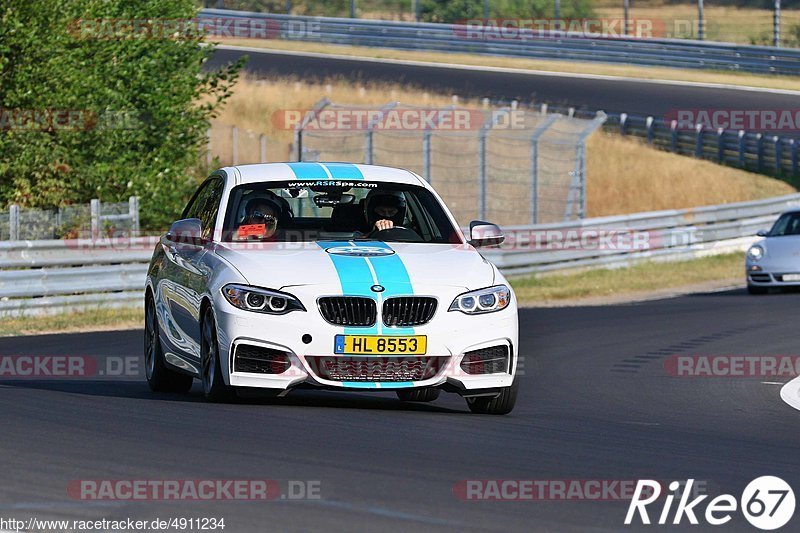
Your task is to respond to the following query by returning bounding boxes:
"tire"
[466,379,518,415]
[396,387,440,403]
[201,306,236,403]
[747,285,768,295]
[145,296,193,393]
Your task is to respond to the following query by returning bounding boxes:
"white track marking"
[218,44,800,96]
[780,375,800,411]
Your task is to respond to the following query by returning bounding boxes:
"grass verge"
[214,38,800,92]
[510,252,744,305]
[0,254,745,335]
[0,307,143,337]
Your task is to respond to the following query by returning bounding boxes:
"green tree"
[419,0,593,23]
[0,0,241,230]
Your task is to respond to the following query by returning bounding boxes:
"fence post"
[422,130,432,183]
[129,196,140,238]
[738,130,746,167]
[365,129,374,165]
[619,113,628,135]
[646,116,654,143]
[757,133,765,172]
[259,134,267,163]
[529,115,558,225]
[540,103,548,115]
[91,199,100,240]
[774,0,782,47]
[9,204,19,241]
[231,126,239,166]
[698,0,705,40]
[774,136,782,174]
[478,127,487,220]
[791,138,798,177]
[717,128,725,163]
[670,120,678,152]
[694,124,704,158]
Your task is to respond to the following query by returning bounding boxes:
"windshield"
[222,180,461,244]
[768,212,800,237]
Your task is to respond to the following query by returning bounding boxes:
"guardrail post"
[717,128,725,163]
[422,130,432,183]
[791,139,798,177]
[694,124,704,158]
[646,116,654,144]
[670,120,678,153]
[259,134,267,163]
[9,204,19,241]
[738,130,746,167]
[757,133,765,172]
[774,136,783,174]
[91,199,100,240]
[129,196,140,238]
[231,126,238,166]
[540,103,548,115]
[619,113,627,135]
[478,127,487,220]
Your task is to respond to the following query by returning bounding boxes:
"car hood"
[763,235,800,260]
[213,241,495,292]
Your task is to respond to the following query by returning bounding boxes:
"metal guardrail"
[199,9,800,75]
[3,194,800,316]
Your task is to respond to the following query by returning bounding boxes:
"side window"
[182,181,213,221]
[198,179,224,240]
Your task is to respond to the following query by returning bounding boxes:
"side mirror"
[756,229,768,237]
[469,220,504,247]
[166,218,206,246]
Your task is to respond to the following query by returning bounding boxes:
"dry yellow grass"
[214,39,800,92]
[586,131,796,216]
[209,77,796,218]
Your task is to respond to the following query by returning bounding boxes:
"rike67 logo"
[626,477,795,530]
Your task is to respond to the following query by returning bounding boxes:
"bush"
[0,0,242,231]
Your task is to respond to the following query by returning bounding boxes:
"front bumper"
[746,263,800,287]
[214,296,519,393]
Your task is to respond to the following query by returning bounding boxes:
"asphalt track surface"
[2,289,800,531]
[206,46,800,117]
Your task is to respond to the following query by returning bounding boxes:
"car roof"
[227,162,426,187]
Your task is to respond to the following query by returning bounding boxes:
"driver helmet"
[364,190,406,228]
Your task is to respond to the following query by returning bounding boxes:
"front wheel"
[396,387,440,403]
[466,379,518,415]
[145,296,193,393]
[747,284,768,295]
[201,307,236,403]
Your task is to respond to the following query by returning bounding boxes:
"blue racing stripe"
[341,382,414,389]
[317,241,379,335]
[322,163,364,180]
[286,162,328,180]
[365,242,415,335]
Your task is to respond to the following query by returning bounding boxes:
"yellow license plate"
[334,335,427,355]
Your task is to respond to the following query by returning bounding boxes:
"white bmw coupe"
[145,163,519,414]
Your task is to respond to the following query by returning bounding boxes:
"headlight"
[449,285,511,315]
[747,245,764,261]
[222,284,305,315]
